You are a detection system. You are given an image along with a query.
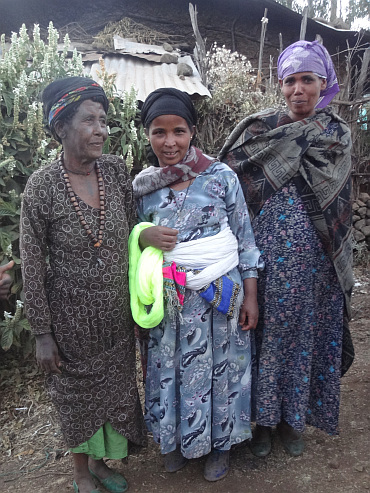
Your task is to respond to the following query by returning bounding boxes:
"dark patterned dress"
[252,182,343,435]
[232,113,347,435]
[20,155,147,449]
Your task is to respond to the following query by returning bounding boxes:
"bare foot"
[88,458,112,480]
[73,473,97,493]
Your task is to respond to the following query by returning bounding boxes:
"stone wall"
[353,192,370,249]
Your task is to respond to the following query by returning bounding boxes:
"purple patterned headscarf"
[277,40,340,108]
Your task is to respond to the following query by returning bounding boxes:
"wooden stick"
[257,8,268,86]
[300,7,308,40]
[189,3,207,85]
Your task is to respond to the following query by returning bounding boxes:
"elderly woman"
[219,40,354,457]
[20,77,146,493]
[130,88,262,481]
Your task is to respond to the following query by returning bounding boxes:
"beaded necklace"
[60,153,105,250]
[169,179,192,219]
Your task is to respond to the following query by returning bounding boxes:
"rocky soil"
[0,264,369,493]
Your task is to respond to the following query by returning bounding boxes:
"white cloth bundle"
[164,226,239,291]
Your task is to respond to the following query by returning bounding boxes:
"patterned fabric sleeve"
[218,163,262,280]
[135,196,147,223]
[20,170,53,335]
[112,155,137,231]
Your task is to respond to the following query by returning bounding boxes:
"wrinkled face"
[147,114,195,168]
[280,72,327,121]
[56,99,108,164]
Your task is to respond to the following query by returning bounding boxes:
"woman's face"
[147,115,195,168]
[56,99,108,165]
[280,72,327,121]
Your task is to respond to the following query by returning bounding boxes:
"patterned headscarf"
[42,76,109,129]
[141,87,197,129]
[277,40,340,108]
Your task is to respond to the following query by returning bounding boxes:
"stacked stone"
[352,192,370,249]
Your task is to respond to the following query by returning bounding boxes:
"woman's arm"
[239,277,258,331]
[222,165,262,279]
[222,165,261,329]
[20,174,63,373]
[136,195,178,251]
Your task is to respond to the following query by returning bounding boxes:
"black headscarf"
[42,76,109,141]
[141,88,197,129]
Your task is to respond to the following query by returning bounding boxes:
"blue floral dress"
[251,182,343,435]
[136,162,261,458]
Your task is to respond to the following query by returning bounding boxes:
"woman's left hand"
[239,277,258,331]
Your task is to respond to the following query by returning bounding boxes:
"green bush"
[194,42,284,155]
[97,59,148,174]
[0,22,85,353]
[0,23,148,353]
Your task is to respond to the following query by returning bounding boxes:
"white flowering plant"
[0,25,149,352]
[0,22,84,352]
[195,42,284,155]
[97,59,148,174]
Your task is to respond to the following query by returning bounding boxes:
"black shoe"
[277,421,304,456]
[164,447,188,472]
[250,425,272,457]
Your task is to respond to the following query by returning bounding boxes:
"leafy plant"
[0,23,149,353]
[97,58,148,174]
[0,22,85,353]
[194,42,284,155]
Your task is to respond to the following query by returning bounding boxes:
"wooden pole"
[257,8,268,86]
[189,3,207,86]
[355,47,370,100]
[300,6,308,40]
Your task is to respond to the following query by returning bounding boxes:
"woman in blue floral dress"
[131,88,262,481]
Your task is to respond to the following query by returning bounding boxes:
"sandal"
[203,449,230,482]
[73,480,102,493]
[89,469,128,493]
[164,447,188,472]
[277,420,305,457]
[250,424,272,457]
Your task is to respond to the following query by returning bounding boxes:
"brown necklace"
[60,153,105,249]
[63,166,94,176]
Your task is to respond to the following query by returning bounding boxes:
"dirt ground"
[0,265,369,493]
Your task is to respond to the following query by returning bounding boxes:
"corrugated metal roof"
[82,37,210,101]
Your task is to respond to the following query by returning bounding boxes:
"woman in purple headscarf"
[219,40,354,457]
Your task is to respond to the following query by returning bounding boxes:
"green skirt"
[71,422,128,460]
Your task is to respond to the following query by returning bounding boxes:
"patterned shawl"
[218,107,353,315]
[132,146,216,198]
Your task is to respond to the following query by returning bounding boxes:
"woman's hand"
[139,226,178,251]
[35,333,63,374]
[239,277,259,331]
[0,260,14,300]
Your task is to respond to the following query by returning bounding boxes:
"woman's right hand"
[0,260,14,300]
[35,333,63,374]
[139,226,178,251]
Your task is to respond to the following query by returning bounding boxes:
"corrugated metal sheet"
[113,36,168,55]
[83,54,211,102]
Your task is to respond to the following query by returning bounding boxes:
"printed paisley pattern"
[137,162,260,458]
[20,155,147,448]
